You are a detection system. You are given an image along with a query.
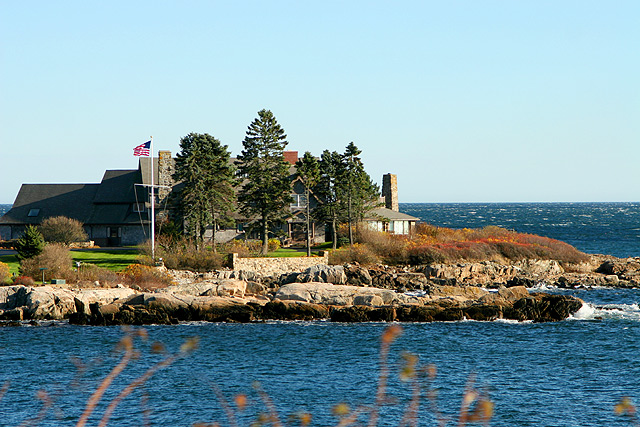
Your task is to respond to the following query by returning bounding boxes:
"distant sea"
[0,204,10,216]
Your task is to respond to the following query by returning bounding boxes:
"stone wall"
[231,252,329,276]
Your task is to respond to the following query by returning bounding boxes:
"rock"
[24,286,76,319]
[74,288,138,315]
[344,264,372,286]
[330,306,396,322]
[497,286,529,301]
[259,300,329,321]
[504,294,583,322]
[0,286,27,311]
[353,294,385,307]
[428,285,489,301]
[246,281,268,295]
[275,282,407,306]
[215,279,247,297]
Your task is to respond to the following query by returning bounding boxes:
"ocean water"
[1,202,640,426]
[2,292,640,427]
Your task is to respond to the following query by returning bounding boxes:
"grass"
[70,249,141,271]
[0,249,140,282]
[0,254,19,275]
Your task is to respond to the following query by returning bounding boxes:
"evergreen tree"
[173,133,235,249]
[316,150,345,249]
[15,225,45,260]
[342,142,380,245]
[295,151,320,256]
[237,109,291,255]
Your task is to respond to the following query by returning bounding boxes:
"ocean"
[1,202,640,426]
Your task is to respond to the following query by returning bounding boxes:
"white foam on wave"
[569,302,640,321]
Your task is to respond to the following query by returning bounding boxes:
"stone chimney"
[283,151,299,165]
[157,151,174,202]
[382,173,399,211]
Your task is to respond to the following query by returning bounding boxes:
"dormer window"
[290,194,307,208]
[132,203,146,212]
[27,208,40,217]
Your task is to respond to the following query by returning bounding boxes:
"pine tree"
[173,133,235,249]
[237,109,291,255]
[316,150,345,249]
[295,152,320,256]
[342,142,380,245]
[15,225,45,260]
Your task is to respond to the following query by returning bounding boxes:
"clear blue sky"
[1,1,638,204]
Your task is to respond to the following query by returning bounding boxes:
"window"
[27,209,40,217]
[290,194,308,208]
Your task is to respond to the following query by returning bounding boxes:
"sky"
[1,1,638,204]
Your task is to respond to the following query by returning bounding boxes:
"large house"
[0,151,417,246]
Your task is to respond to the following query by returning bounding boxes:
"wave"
[570,302,640,321]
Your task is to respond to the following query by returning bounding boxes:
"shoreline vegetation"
[1,223,639,326]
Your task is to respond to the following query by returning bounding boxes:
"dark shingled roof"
[94,170,143,204]
[0,166,151,226]
[0,184,99,225]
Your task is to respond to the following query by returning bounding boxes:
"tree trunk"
[262,219,269,255]
[348,188,353,246]
[332,215,337,250]
[212,214,217,254]
[305,188,311,257]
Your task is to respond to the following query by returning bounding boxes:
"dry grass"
[141,236,227,272]
[338,223,590,266]
[119,264,173,291]
[20,243,74,281]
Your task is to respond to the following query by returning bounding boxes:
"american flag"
[133,140,151,157]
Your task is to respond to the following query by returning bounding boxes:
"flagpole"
[150,136,155,261]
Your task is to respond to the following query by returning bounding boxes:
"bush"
[142,236,227,272]
[39,216,88,245]
[120,264,173,291]
[356,228,409,264]
[0,262,10,285]
[75,263,120,285]
[268,238,281,252]
[15,225,45,260]
[329,243,380,265]
[12,275,35,286]
[20,244,73,282]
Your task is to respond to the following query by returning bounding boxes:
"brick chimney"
[382,173,399,211]
[283,151,299,165]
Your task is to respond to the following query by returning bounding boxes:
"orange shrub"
[120,264,172,291]
[0,261,10,285]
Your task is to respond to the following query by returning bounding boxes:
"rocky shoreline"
[1,254,637,326]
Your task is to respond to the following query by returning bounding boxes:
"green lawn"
[0,249,141,278]
[70,249,141,271]
[0,254,19,275]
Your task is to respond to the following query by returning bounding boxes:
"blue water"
[401,202,640,258]
[2,202,640,426]
[1,289,640,426]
